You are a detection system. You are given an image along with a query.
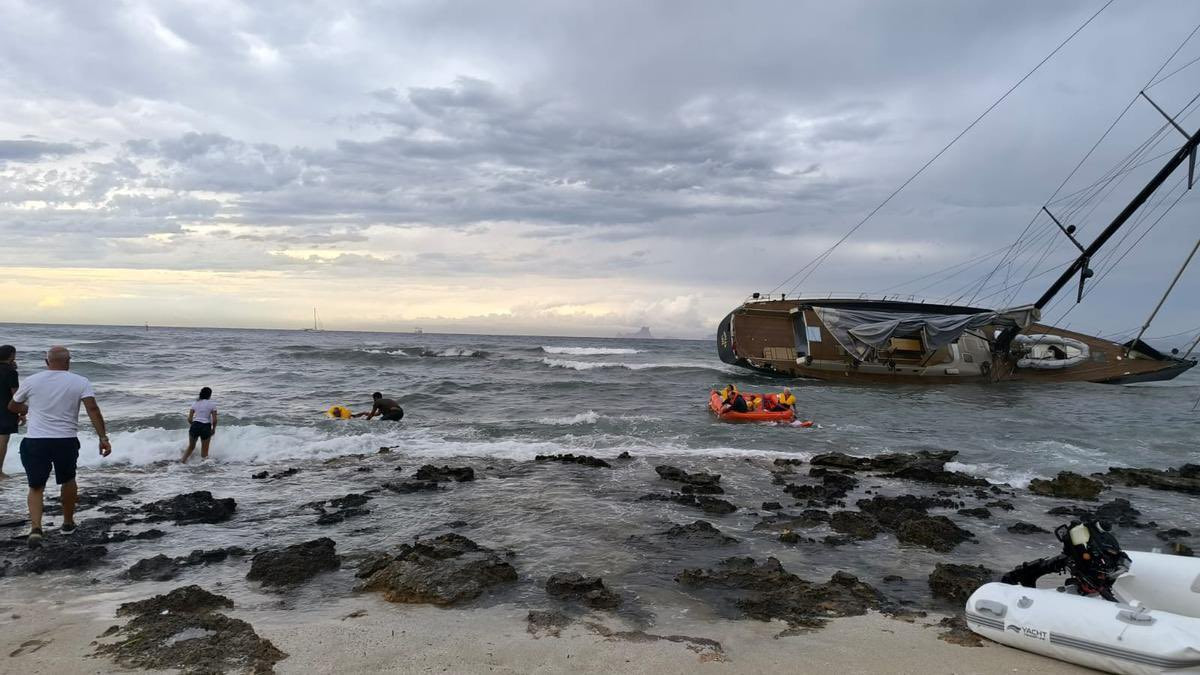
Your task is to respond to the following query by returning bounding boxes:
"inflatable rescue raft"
[966,551,1200,674]
[708,390,803,424]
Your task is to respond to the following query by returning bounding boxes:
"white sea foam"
[429,348,479,357]
[361,348,410,356]
[946,461,1038,488]
[537,411,601,425]
[541,346,643,356]
[0,424,817,473]
[541,358,735,373]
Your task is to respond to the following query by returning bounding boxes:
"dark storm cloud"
[3,0,1200,335]
[0,139,84,162]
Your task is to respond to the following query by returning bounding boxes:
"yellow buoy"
[327,405,352,419]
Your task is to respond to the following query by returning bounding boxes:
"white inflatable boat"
[966,551,1200,674]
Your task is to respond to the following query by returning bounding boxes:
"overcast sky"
[2,0,1200,343]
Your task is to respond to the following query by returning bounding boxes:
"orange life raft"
[709,390,810,424]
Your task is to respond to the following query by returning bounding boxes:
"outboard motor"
[1001,517,1131,601]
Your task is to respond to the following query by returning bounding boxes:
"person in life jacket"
[720,386,749,414]
[766,387,796,412]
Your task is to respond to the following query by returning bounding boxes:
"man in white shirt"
[7,346,112,547]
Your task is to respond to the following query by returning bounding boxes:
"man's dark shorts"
[19,437,81,488]
[381,408,404,422]
[189,421,213,440]
[0,411,18,435]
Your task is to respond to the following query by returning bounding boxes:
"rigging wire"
[967,15,1200,304]
[768,0,1116,297]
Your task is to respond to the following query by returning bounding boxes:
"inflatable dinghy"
[708,391,800,423]
[967,551,1200,674]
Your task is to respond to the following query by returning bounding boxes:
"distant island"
[617,326,653,339]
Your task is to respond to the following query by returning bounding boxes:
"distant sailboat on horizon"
[303,308,324,332]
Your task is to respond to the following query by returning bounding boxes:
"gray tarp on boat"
[811,306,1035,360]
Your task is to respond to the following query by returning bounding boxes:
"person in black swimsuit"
[357,392,404,421]
[720,388,749,414]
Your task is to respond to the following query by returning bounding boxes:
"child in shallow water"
[181,387,217,463]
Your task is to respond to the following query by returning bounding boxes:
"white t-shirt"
[12,370,96,439]
[190,399,217,424]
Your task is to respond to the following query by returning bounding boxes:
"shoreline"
[1,593,1094,674]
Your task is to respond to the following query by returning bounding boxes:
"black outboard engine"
[1001,517,1131,601]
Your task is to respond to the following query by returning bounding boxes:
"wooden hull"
[717,299,1196,385]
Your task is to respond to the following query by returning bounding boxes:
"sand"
[0,592,1095,674]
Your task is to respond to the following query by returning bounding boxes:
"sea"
[0,322,1196,620]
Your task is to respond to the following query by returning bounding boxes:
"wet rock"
[812,450,988,487]
[182,547,246,566]
[246,538,340,588]
[382,480,442,494]
[126,554,182,582]
[883,575,904,583]
[546,572,622,609]
[272,467,300,479]
[71,485,133,508]
[762,501,783,511]
[985,500,1014,511]
[357,533,517,605]
[829,511,882,540]
[1047,498,1148,528]
[889,465,989,487]
[753,509,831,533]
[1100,465,1200,495]
[1007,521,1049,535]
[251,471,268,479]
[929,563,994,603]
[315,508,370,526]
[1028,472,1104,500]
[773,458,804,467]
[820,472,860,495]
[329,493,371,509]
[535,454,612,468]
[779,531,803,544]
[957,508,991,519]
[23,543,109,574]
[655,465,723,494]
[638,493,736,515]
[663,520,738,545]
[937,615,984,647]
[141,491,237,525]
[1157,528,1192,540]
[96,585,286,674]
[895,516,973,552]
[132,529,167,540]
[616,451,632,460]
[855,494,956,530]
[414,464,475,482]
[677,557,885,629]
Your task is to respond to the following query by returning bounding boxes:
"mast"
[1128,236,1200,352]
[996,117,1200,351]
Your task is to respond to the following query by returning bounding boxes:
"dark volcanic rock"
[655,465,723,494]
[1047,498,1148,528]
[382,480,442,494]
[98,585,285,674]
[315,508,370,525]
[957,508,992,519]
[545,572,621,609]
[638,493,737,515]
[895,516,973,552]
[251,471,268,479]
[1008,521,1050,535]
[811,450,988,487]
[1028,472,1104,500]
[1157,528,1192,541]
[271,467,300,479]
[357,533,517,605]
[761,501,783,511]
[1101,465,1200,495]
[663,520,739,546]
[126,554,182,582]
[677,557,885,629]
[929,563,994,603]
[330,493,371,509]
[829,511,882,540]
[535,454,613,468]
[985,500,1015,511]
[938,615,985,647]
[182,546,247,565]
[753,509,832,533]
[141,491,236,525]
[616,451,632,460]
[23,543,109,574]
[414,465,475,482]
[246,538,339,588]
[855,494,956,529]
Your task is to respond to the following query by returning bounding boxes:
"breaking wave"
[537,411,601,425]
[541,346,643,356]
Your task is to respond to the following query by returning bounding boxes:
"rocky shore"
[0,449,1194,673]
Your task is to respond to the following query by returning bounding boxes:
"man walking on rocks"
[7,346,112,547]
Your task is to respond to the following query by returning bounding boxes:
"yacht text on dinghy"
[717,89,1200,385]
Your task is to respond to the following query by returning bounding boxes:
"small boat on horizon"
[302,308,324,332]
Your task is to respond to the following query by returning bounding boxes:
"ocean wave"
[945,461,1037,489]
[0,424,818,472]
[422,348,483,358]
[537,411,601,425]
[541,358,740,374]
[541,346,643,356]
[361,348,411,356]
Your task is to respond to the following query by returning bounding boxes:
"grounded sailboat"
[719,69,1200,385]
[303,308,324,332]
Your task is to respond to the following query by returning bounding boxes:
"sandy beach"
[0,591,1096,674]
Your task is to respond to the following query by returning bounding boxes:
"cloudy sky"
[3,0,1200,343]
